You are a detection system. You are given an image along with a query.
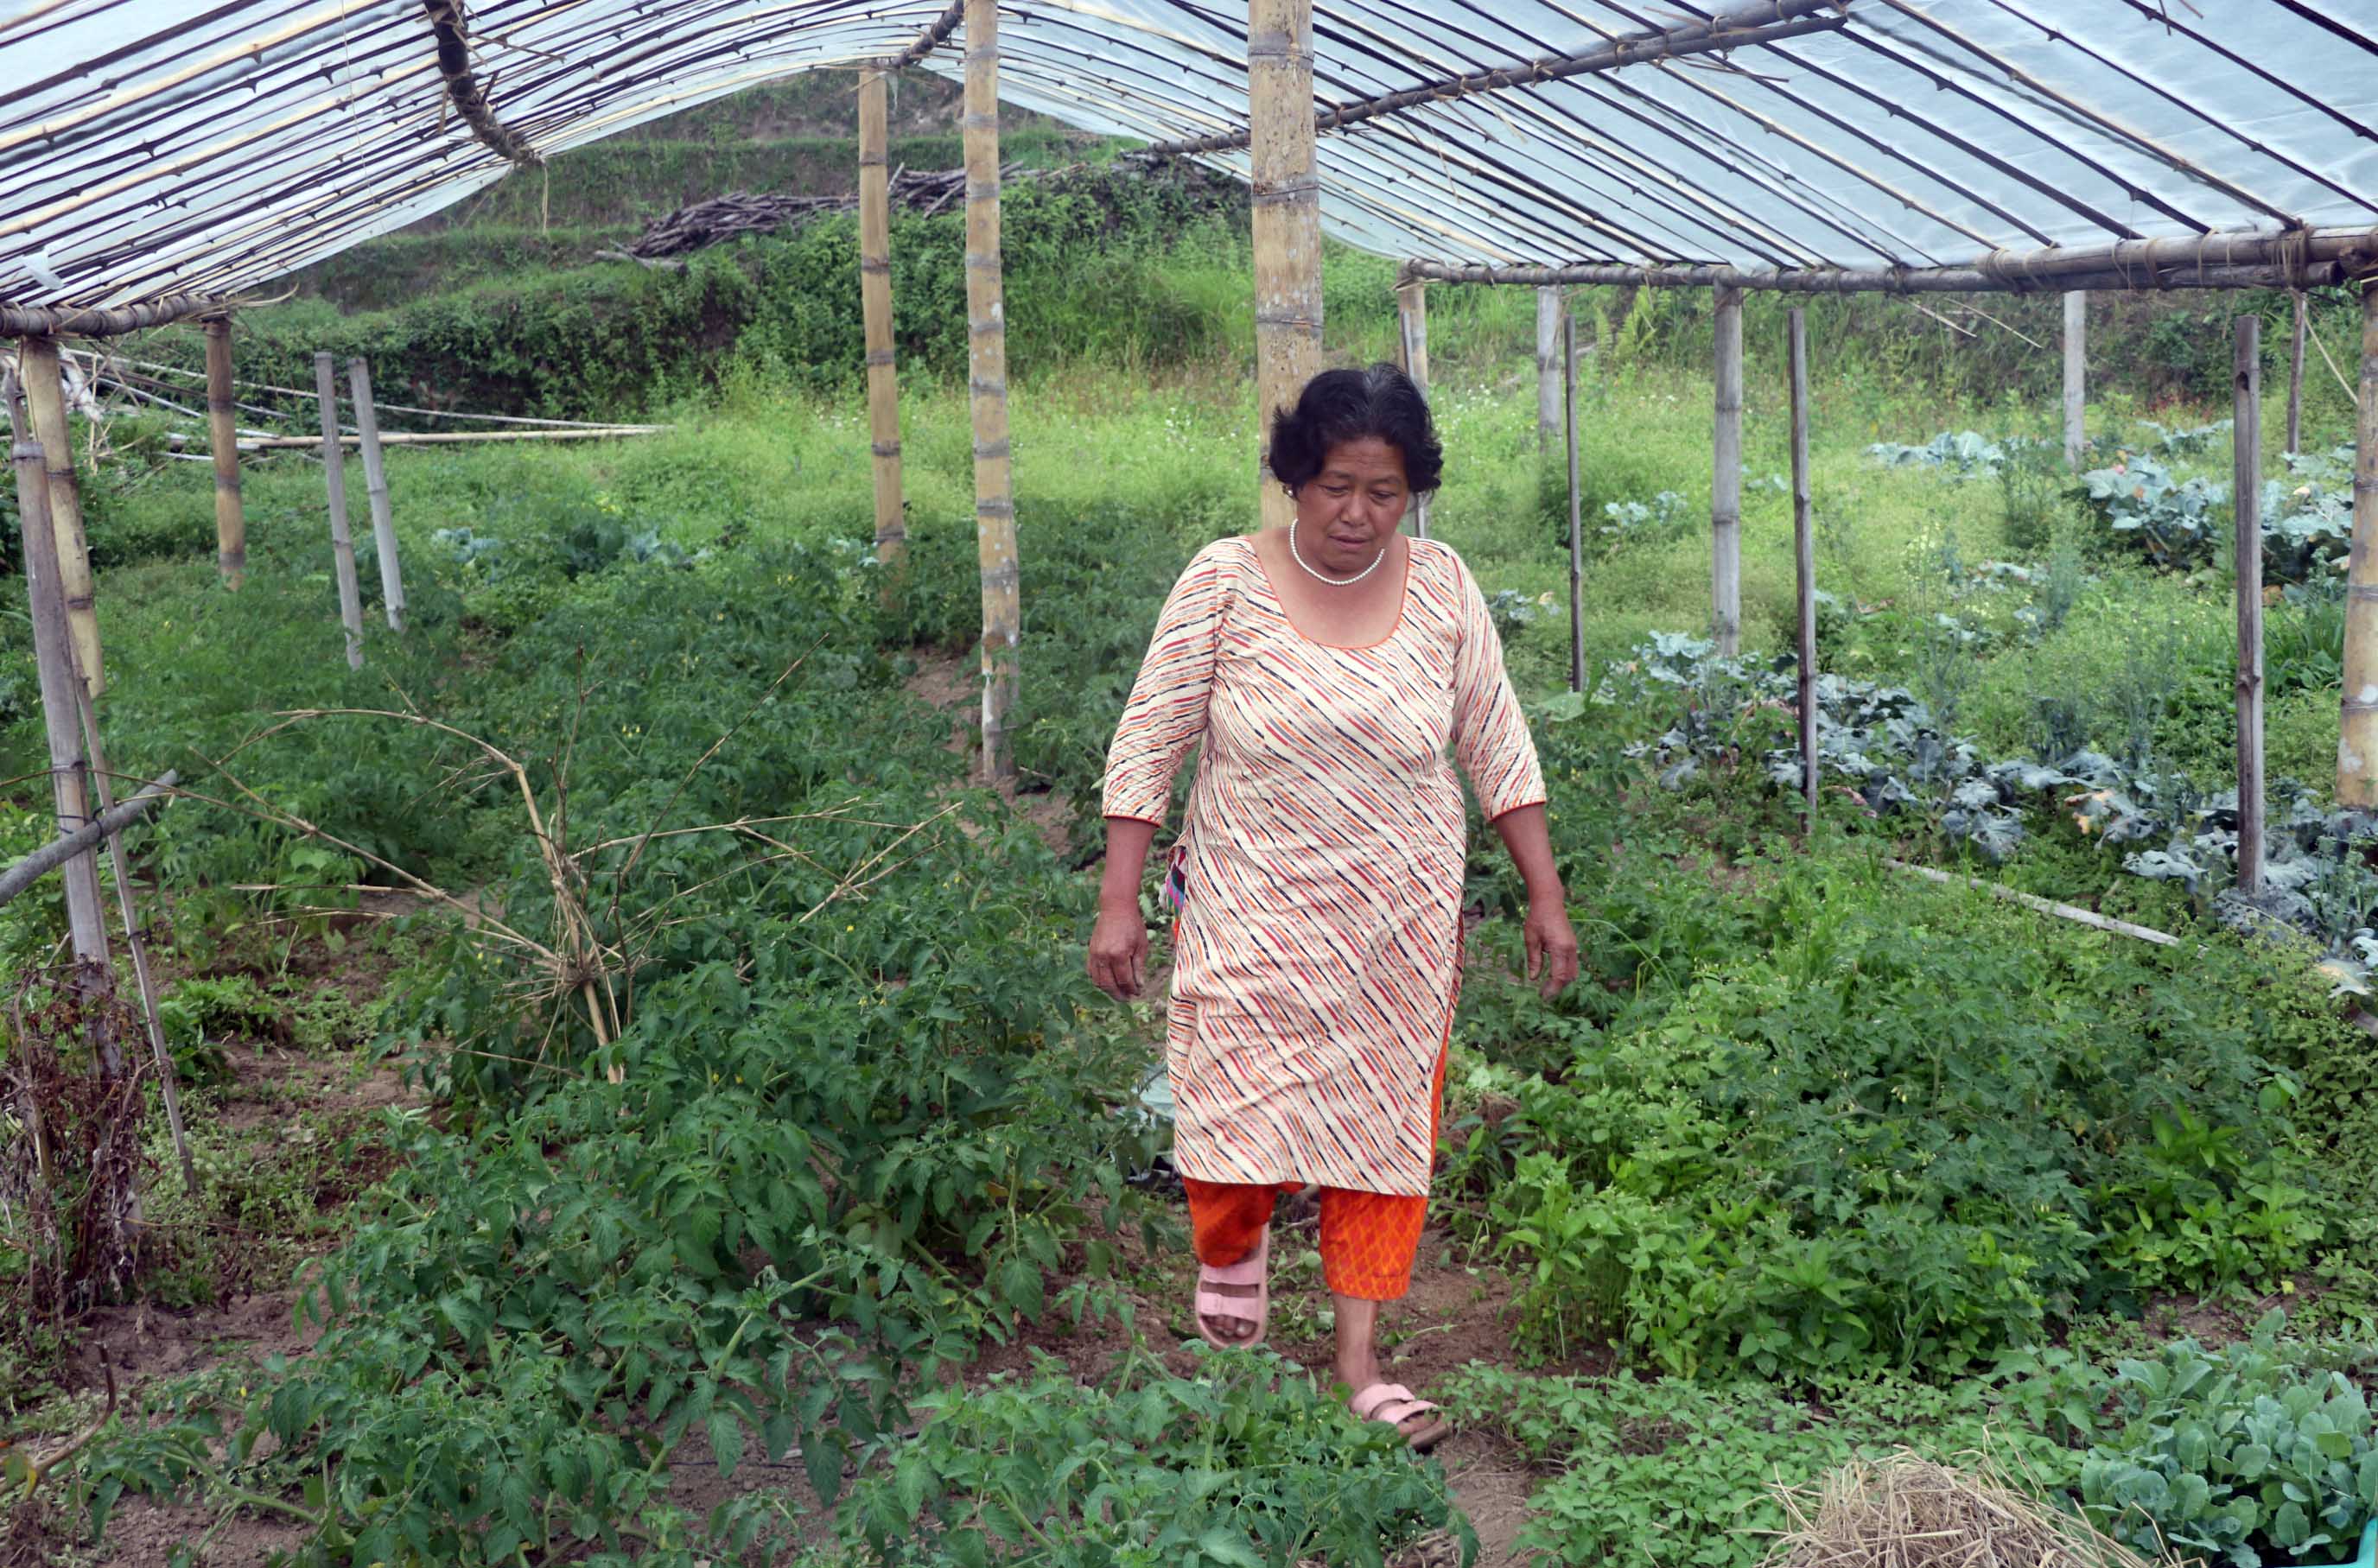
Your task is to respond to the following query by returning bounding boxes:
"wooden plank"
[1249,0,1321,534]
[205,316,245,587]
[2235,314,2265,895]
[17,337,103,697]
[314,353,366,670]
[2063,290,2087,467]
[965,0,1019,786]
[1711,284,1743,657]
[858,64,906,585]
[347,358,407,633]
[2343,282,2378,807]
[1563,300,1584,694]
[1790,307,1817,822]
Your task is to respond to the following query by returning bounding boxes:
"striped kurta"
[1101,534,1547,1197]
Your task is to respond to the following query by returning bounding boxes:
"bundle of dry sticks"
[614,164,1033,262]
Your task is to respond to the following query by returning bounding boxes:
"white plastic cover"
[2,0,2375,309]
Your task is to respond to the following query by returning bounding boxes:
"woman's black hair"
[1266,363,1444,497]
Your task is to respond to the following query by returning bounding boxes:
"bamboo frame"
[858,65,906,585]
[1536,286,1561,454]
[889,0,965,68]
[2289,290,2307,455]
[347,358,407,633]
[238,427,662,450]
[1790,307,1818,822]
[2234,314,2265,896]
[1396,277,1429,539]
[204,316,245,587]
[1140,0,1847,158]
[964,0,1019,786]
[1249,0,1321,536]
[1562,301,1584,695]
[2340,282,2378,808]
[1712,284,1743,658]
[10,435,119,1076]
[2063,291,2086,468]
[314,353,366,670]
[18,337,103,697]
[0,771,175,911]
[423,0,542,167]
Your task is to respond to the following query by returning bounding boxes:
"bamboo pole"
[11,437,119,1076]
[1396,277,1430,539]
[17,337,103,697]
[2343,283,2378,806]
[1249,0,1322,535]
[238,427,663,449]
[204,316,245,587]
[2063,290,2087,468]
[1536,286,1561,455]
[858,65,906,586]
[313,353,366,670]
[1563,302,1584,695]
[963,0,1019,787]
[2235,314,2266,896]
[2289,290,2307,455]
[1886,860,2181,947]
[346,359,406,632]
[1712,284,1743,657]
[0,771,175,911]
[1790,307,1817,822]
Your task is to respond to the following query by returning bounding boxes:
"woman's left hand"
[1523,897,1580,999]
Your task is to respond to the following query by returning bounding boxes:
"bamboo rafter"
[0,295,232,338]
[887,0,964,68]
[1138,0,1849,159]
[423,0,544,168]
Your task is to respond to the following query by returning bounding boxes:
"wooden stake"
[1537,286,1562,454]
[2062,290,2087,467]
[1790,307,1817,822]
[204,316,245,587]
[1563,301,1584,695]
[10,436,118,1076]
[858,65,907,588]
[1396,278,1430,539]
[2341,282,2378,807]
[964,0,1019,786]
[313,353,366,670]
[17,338,103,697]
[347,358,406,632]
[2235,314,2266,896]
[1712,284,1743,657]
[1249,0,1322,533]
[2288,289,2307,456]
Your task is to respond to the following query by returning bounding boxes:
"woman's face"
[1294,436,1409,575]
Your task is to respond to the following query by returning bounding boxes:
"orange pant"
[1183,1050,1447,1303]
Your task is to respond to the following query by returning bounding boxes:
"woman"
[1089,364,1579,1449]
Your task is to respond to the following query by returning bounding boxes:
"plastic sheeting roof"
[3,1,2377,313]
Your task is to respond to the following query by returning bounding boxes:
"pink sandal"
[1193,1227,1270,1348]
[1351,1382,1450,1451]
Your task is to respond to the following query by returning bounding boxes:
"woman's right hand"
[1088,901,1149,1000]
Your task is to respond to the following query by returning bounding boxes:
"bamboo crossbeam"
[888,0,965,68]
[0,294,230,338]
[237,426,664,449]
[1140,0,1847,158]
[0,771,177,912]
[423,0,542,167]
[1400,225,2378,295]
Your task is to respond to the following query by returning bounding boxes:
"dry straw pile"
[1767,1453,2160,1568]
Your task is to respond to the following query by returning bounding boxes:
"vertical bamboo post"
[1563,303,1585,695]
[1397,278,1431,539]
[12,437,119,1078]
[1249,0,1321,533]
[1790,308,1818,823]
[347,359,406,632]
[314,354,366,670]
[2062,290,2087,468]
[1712,284,1743,657]
[963,0,1019,786]
[859,64,906,589]
[2288,290,2307,457]
[2340,282,2378,807]
[1536,286,1562,454]
[205,316,245,587]
[2235,315,2266,895]
[18,339,103,697]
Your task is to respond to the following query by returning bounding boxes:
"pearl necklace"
[1288,518,1388,587]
